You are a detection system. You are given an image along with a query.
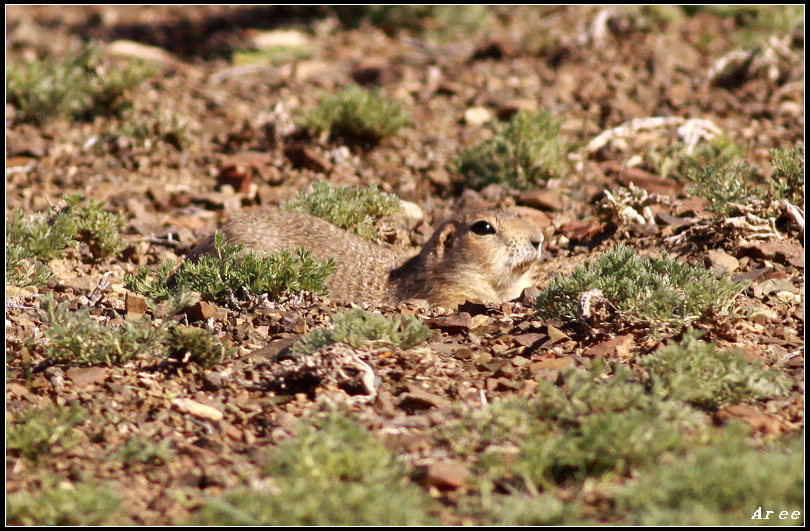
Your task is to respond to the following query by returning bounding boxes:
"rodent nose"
[530,233,544,251]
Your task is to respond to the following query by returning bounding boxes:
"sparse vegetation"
[687,159,764,216]
[293,308,431,356]
[110,436,174,466]
[615,427,804,525]
[6,46,154,124]
[535,245,744,334]
[124,232,335,306]
[6,404,85,463]
[642,333,793,409]
[303,85,410,144]
[283,181,403,240]
[193,413,436,525]
[7,479,125,526]
[769,145,804,204]
[36,292,233,368]
[649,135,743,182]
[454,109,569,190]
[6,194,125,286]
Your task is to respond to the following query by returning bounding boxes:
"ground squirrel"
[187,207,544,308]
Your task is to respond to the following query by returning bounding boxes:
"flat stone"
[66,367,109,388]
[172,398,224,422]
[584,334,635,359]
[420,461,471,490]
[705,249,739,276]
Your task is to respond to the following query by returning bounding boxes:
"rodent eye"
[470,220,497,235]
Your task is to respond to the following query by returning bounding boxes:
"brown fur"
[187,208,543,308]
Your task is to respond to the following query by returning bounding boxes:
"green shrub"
[38,294,166,367]
[769,146,804,204]
[35,293,233,368]
[7,479,125,525]
[615,427,804,525]
[293,308,431,356]
[7,46,153,124]
[687,159,764,216]
[125,232,335,306]
[516,363,703,488]
[193,413,435,525]
[535,245,743,334]
[454,110,568,190]
[649,135,743,182]
[6,404,84,463]
[303,85,410,144]
[642,333,793,409]
[283,181,402,240]
[6,194,125,286]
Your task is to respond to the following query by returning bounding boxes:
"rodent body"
[187,207,543,308]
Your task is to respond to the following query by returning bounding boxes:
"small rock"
[514,332,547,348]
[464,106,493,126]
[185,300,227,322]
[420,461,471,490]
[399,384,451,411]
[125,292,149,320]
[496,99,538,121]
[740,241,804,269]
[546,325,569,344]
[530,358,573,372]
[249,29,310,49]
[172,398,224,422]
[66,367,108,388]
[705,249,740,276]
[584,334,635,359]
[283,143,332,173]
[518,188,564,211]
[106,40,177,64]
[427,312,473,332]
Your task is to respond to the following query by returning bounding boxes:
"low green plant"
[192,413,436,525]
[6,478,125,525]
[6,194,125,286]
[535,245,744,334]
[649,135,743,182]
[615,426,804,525]
[439,361,704,493]
[38,294,166,367]
[293,308,431,356]
[642,333,793,409]
[166,325,233,368]
[687,159,764,216]
[110,436,174,466]
[125,232,335,306]
[115,106,189,152]
[681,5,804,45]
[6,404,85,463]
[36,292,232,368]
[454,109,569,190]
[769,145,804,204]
[516,363,704,489]
[7,46,153,124]
[303,85,410,144]
[283,181,402,240]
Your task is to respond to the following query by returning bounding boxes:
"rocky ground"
[5,6,804,525]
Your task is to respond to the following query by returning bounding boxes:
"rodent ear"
[426,221,458,263]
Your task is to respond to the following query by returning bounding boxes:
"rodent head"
[415,210,544,307]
